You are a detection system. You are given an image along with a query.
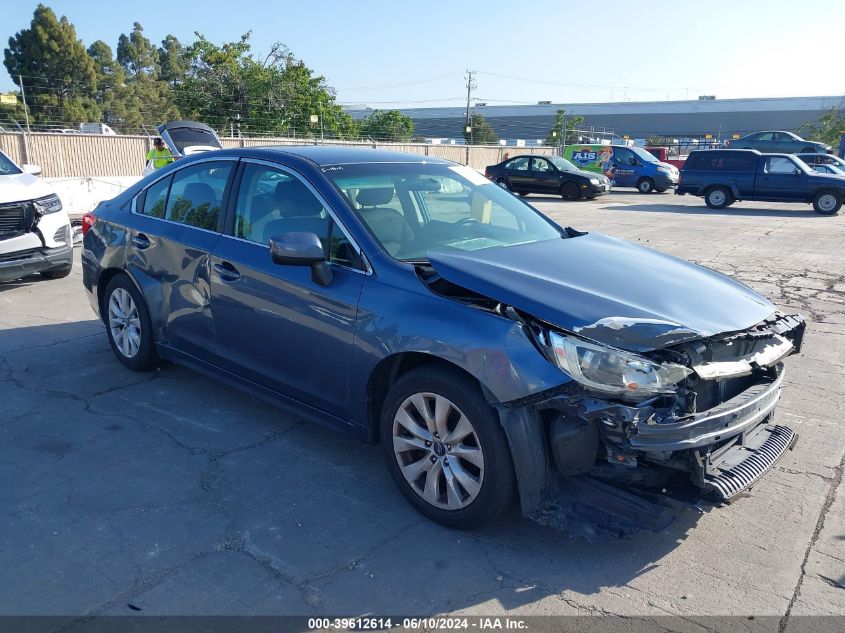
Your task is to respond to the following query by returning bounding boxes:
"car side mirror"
[268,232,333,286]
[22,164,42,175]
[794,168,802,175]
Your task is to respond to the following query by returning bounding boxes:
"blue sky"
[2,0,843,106]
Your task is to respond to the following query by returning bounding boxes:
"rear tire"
[637,177,655,194]
[518,191,530,197]
[380,366,515,529]
[103,273,158,372]
[813,191,842,215]
[560,181,580,201]
[495,178,511,191]
[704,186,732,209]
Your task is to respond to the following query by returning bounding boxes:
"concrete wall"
[0,132,557,178]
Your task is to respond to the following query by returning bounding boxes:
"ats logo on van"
[571,147,597,166]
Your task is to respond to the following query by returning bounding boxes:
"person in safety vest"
[146,137,174,169]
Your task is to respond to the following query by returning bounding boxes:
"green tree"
[3,4,99,127]
[158,35,187,87]
[359,110,414,141]
[88,40,128,127]
[544,109,585,145]
[114,22,179,132]
[463,113,498,145]
[176,33,357,139]
[801,108,845,147]
[117,22,159,77]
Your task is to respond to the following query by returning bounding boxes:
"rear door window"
[506,157,530,171]
[140,176,172,218]
[165,161,233,231]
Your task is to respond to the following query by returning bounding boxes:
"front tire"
[560,181,580,201]
[813,191,842,215]
[380,366,515,529]
[705,186,732,209]
[637,177,655,194]
[103,274,158,371]
[40,263,72,280]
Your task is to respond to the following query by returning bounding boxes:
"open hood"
[157,120,222,158]
[427,233,775,352]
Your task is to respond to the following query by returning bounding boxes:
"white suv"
[0,149,73,282]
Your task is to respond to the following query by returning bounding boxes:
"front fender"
[350,271,570,424]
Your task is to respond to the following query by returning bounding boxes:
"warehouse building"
[346,95,844,143]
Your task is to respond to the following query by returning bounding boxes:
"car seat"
[260,179,329,244]
[356,187,414,257]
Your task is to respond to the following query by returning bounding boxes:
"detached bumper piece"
[704,423,796,500]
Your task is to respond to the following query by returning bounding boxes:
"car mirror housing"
[268,232,333,286]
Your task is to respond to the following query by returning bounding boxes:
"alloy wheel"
[392,392,485,510]
[108,287,142,359]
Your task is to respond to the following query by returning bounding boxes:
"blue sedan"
[82,146,805,528]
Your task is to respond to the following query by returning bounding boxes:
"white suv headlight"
[33,194,63,215]
[548,331,691,400]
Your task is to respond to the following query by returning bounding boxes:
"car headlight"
[33,194,63,215]
[548,331,691,400]
[589,177,600,184]
[656,166,671,174]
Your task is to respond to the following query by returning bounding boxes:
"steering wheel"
[455,217,480,227]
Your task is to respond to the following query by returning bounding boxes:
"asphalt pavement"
[1,190,843,623]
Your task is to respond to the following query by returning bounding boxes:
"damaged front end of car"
[418,232,806,536]
[502,309,805,512]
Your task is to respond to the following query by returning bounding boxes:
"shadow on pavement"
[601,203,825,218]
[0,320,703,615]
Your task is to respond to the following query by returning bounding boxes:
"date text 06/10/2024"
[307,617,528,630]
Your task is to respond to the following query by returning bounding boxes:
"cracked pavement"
[0,190,842,623]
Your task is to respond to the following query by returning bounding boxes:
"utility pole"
[464,70,476,165]
[18,75,31,134]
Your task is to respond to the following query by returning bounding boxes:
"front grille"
[706,425,795,500]
[0,205,26,236]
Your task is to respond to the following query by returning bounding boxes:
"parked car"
[0,150,73,282]
[809,163,845,176]
[796,152,845,170]
[484,154,611,200]
[725,131,830,154]
[563,144,679,193]
[677,149,845,214]
[82,147,804,528]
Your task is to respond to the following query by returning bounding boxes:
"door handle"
[213,261,241,281]
[131,233,150,249]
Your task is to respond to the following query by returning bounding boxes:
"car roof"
[237,145,454,167]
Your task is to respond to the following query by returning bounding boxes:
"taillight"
[484,169,490,178]
[81,212,97,236]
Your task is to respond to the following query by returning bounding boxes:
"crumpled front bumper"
[627,369,784,452]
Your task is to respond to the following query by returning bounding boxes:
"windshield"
[0,150,22,176]
[549,156,578,171]
[325,162,562,261]
[629,146,659,163]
